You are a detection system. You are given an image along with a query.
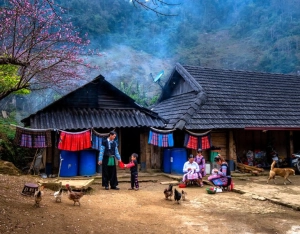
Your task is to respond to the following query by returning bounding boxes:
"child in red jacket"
[124,153,139,191]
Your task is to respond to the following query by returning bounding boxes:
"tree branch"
[132,0,181,16]
[0,57,29,66]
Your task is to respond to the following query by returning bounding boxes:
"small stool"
[21,183,38,196]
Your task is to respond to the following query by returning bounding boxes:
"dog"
[267,160,295,185]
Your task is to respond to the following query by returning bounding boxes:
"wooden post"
[140,131,148,171]
[229,130,237,161]
[290,131,294,158]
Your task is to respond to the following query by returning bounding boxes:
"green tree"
[0,65,30,95]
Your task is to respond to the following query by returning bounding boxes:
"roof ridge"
[182,64,300,78]
[174,92,207,130]
[175,63,204,92]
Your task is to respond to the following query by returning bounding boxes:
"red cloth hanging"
[58,130,91,151]
[186,135,198,150]
[201,135,211,150]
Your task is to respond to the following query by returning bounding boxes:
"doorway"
[120,128,140,164]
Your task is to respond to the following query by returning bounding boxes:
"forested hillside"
[2,0,300,116]
[59,0,300,74]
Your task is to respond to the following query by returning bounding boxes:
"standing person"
[194,148,206,187]
[182,154,202,187]
[98,131,122,190]
[208,154,231,188]
[124,153,139,191]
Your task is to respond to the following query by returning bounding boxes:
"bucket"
[205,163,211,175]
[163,148,172,173]
[210,151,219,163]
[118,161,125,169]
[79,150,97,176]
[59,150,79,177]
[230,180,234,191]
[171,148,187,175]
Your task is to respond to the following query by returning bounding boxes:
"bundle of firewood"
[236,163,264,175]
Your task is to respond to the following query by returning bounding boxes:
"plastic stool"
[21,183,38,196]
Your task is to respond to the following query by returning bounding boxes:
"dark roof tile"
[154,63,300,130]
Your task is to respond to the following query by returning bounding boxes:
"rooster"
[34,185,44,207]
[54,188,63,203]
[163,184,173,200]
[181,190,187,201]
[65,184,84,206]
[174,188,182,204]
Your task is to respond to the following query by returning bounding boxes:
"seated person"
[194,148,206,187]
[182,154,203,187]
[208,154,231,188]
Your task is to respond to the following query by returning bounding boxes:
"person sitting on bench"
[182,154,202,187]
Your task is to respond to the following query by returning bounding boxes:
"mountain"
[59,0,300,74]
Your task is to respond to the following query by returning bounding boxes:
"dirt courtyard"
[0,174,300,234]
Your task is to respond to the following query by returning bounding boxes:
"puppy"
[267,160,295,185]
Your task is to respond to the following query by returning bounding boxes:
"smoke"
[88,45,175,97]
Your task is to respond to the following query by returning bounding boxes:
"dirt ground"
[0,173,300,234]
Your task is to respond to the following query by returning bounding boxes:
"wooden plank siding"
[170,78,194,97]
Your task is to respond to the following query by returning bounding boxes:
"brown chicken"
[65,184,84,206]
[34,185,44,207]
[163,184,173,200]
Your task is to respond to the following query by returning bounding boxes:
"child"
[194,148,206,187]
[124,153,139,191]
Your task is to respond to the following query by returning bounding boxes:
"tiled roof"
[27,108,165,130]
[153,63,300,130]
[22,75,166,130]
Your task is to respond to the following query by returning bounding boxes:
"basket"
[118,161,125,169]
[206,187,216,194]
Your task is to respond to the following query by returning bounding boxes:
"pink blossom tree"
[0,0,94,101]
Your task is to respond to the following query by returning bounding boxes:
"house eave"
[244,127,300,131]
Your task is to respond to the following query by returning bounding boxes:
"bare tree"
[132,0,180,16]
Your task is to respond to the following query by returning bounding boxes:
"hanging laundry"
[149,131,159,146]
[148,130,174,147]
[58,129,91,151]
[91,129,109,151]
[184,131,212,150]
[14,127,52,148]
[92,134,103,151]
[199,134,212,150]
[167,133,174,147]
[186,135,198,150]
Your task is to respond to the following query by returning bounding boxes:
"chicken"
[163,184,173,200]
[65,184,84,206]
[181,190,187,201]
[54,188,63,203]
[34,185,44,207]
[174,188,182,204]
